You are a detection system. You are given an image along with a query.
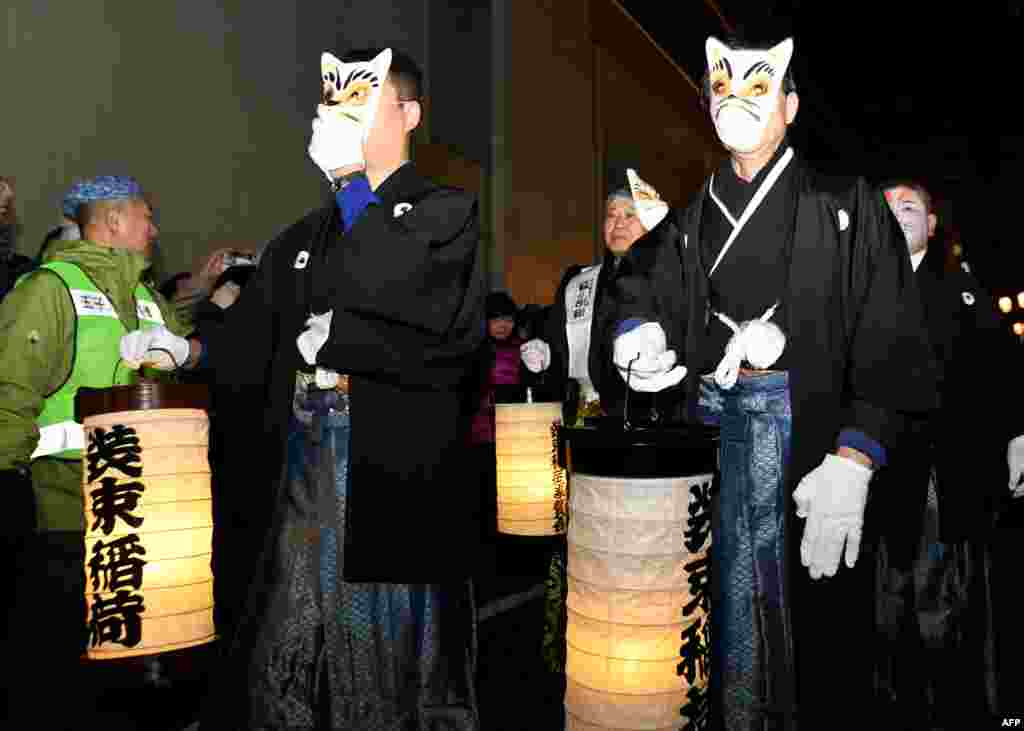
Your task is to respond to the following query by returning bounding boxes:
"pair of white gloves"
[118,311,333,375]
[520,168,672,380]
[521,322,686,393]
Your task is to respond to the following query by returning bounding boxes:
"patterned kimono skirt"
[698,372,794,731]
[230,387,479,730]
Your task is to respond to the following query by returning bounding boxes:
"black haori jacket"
[605,153,939,495]
[891,246,1021,539]
[206,163,486,583]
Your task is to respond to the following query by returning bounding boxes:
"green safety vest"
[32,261,164,460]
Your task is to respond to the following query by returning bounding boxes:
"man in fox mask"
[122,48,485,729]
[605,37,938,729]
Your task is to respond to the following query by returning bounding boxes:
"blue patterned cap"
[62,175,145,219]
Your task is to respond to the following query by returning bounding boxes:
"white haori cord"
[713,301,786,389]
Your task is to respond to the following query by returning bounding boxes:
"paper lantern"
[495,401,566,535]
[77,383,215,659]
[999,296,1013,314]
[564,471,713,730]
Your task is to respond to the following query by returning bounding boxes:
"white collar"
[910,249,926,272]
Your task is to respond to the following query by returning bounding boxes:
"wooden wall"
[496,0,724,307]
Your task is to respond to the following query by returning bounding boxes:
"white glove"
[119,326,191,371]
[614,322,687,392]
[308,50,391,181]
[520,339,551,373]
[296,310,333,366]
[308,115,365,181]
[793,454,872,579]
[627,168,669,232]
[1008,434,1024,498]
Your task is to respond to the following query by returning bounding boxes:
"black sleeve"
[961,268,1023,444]
[601,209,689,360]
[316,190,486,390]
[841,180,938,447]
[202,223,292,388]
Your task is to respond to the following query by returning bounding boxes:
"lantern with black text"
[495,401,566,535]
[560,426,717,731]
[78,384,215,659]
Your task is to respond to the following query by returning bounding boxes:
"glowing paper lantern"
[561,427,716,731]
[1014,322,1024,337]
[999,297,1013,314]
[1017,292,1024,310]
[495,401,566,535]
[77,383,215,659]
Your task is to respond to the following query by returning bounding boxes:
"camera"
[223,251,256,268]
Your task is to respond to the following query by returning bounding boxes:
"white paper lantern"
[564,472,712,730]
[495,401,566,536]
[80,395,215,659]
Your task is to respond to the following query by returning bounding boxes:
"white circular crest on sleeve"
[394,202,413,217]
[837,209,850,231]
[961,291,975,306]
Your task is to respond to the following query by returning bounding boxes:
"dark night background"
[622,1,1024,311]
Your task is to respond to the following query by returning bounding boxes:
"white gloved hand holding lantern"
[520,338,551,373]
[119,326,192,371]
[613,322,687,393]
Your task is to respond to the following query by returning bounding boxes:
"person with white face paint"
[605,36,938,730]
[871,180,1020,724]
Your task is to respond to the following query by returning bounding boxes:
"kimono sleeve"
[841,181,938,446]
[203,228,289,389]
[602,209,688,359]
[316,189,486,388]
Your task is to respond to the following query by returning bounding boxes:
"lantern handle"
[622,353,640,431]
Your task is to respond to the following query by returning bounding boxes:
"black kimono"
[607,151,937,728]
[870,247,1019,725]
[200,163,486,729]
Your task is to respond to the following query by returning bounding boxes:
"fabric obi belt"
[293,367,350,425]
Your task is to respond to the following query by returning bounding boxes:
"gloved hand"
[627,168,669,232]
[296,310,333,366]
[308,114,366,181]
[308,50,392,181]
[793,454,872,579]
[119,326,191,370]
[3,467,35,540]
[1008,434,1024,498]
[614,322,687,392]
[520,339,551,373]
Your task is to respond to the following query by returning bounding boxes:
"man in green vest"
[0,175,190,726]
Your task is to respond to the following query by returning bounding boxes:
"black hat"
[486,291,518,319]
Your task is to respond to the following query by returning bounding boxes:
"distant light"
[1017,292,1024,310]
[952,243,963,257]
[1014,322,1024,337]
[999,297,1013,314]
